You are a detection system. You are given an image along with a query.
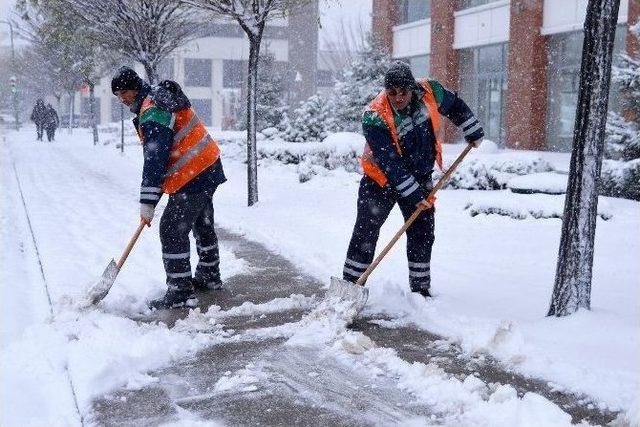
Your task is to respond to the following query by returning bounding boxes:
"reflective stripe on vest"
[138,97,220,194]
[360,79,443,187]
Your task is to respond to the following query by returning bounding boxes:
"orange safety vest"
[360,79,443,187]
[137,97,220,194]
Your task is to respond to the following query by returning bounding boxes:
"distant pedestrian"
[44,104,59,142]
[30,98,47,141]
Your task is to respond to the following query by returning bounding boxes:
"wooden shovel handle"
[116,221,146,270]
[355,143,474,286]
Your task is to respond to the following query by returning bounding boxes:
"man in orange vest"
[343,61,483,298]
[111,67,226,309]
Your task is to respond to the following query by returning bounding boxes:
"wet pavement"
[90,229,617,426]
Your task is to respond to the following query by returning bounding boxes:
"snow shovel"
[326,143,475,315]
[86,221,146,306]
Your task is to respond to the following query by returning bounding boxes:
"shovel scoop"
[325,276,369,314]
[85,221,145,306]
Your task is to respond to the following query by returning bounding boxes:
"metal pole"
[120,102,124,154]
[1,20,19,130]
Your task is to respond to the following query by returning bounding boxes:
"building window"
[184,58,212,87]
[399,0,430,24]
[406,55,430,79]
[317,69,334,88]
[459,43,508,145]
[157,58,174,81]
[546,26,627,151]
[191,98,212,126]
[223,60,246,88]
[458,0,497,9]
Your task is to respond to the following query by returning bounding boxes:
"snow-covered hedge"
[437,156,556,190]
[465,193,613,221]
[600,159,640,201]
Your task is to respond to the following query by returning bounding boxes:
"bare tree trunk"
[246,37,261,206]
[68,91,74,133]
[142,61,158,85]
[548,0,621,317]
[88,81,99,145]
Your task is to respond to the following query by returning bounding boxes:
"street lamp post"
[1,19,20,130]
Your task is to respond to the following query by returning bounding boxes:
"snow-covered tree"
[332,36,393,131]
[56,0,200,85]
[282,34,392,139]
[548,0,622,317]
[602,22,640,200]
[181,0,314,206]
[236,52,288,132]
[282,94,336,142]
[18,0,119,142]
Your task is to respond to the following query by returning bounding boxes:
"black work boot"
[149,285,198,310]
[192,275,223,292]
[411,286,432,299]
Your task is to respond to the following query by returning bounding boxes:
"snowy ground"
[1,125,638,426]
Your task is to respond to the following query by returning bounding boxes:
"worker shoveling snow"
[318,144,475,323]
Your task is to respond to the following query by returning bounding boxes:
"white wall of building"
[392,19,431,58]
[542,0,629,35]
[453,0,510,49]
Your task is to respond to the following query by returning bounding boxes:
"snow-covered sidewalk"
[1,126,638,425]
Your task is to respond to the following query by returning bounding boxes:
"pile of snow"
[464,191,613,220]
[508,172,568,195]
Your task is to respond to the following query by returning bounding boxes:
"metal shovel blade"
[325,276,369,316]
[86,259,119,305]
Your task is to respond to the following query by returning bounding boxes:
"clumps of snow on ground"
[326,335,580,427]
[213,363,267,393]
[173,294,316,333]
[464,191,613,220]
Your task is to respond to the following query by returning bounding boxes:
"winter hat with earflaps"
[384,61,418,90]
[111,66,143,94]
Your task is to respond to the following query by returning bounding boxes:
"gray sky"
[319,0,372,50]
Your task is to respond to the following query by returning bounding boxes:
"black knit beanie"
[111,66,143,94]
[384,61,417,90]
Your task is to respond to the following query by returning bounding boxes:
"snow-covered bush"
[440,157,555,190]
[281,94,337,142]
[464,193,613,220]
[602,26,640,201]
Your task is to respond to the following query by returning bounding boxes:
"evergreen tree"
[283,94,336,142]
[238,52,288,132]
[603,22,640,200]
[282,34,393,140]
[332,36,393,132]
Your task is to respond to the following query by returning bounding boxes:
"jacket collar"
[130,83,152,115]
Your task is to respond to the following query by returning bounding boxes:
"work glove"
[140,203,155,227]
[470,138,483,148]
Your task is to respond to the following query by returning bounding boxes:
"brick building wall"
[505,0,548,150]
